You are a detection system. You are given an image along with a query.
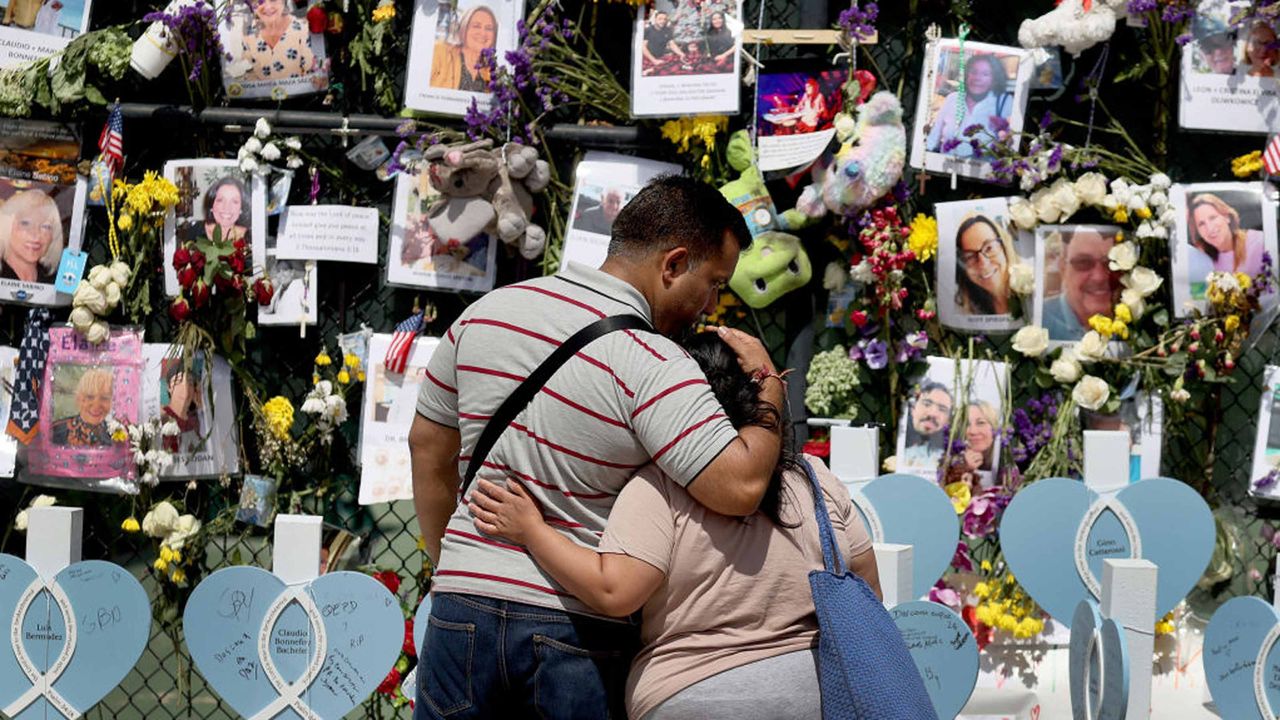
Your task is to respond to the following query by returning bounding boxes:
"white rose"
[88,264,112,289]
[86,320,111,345]
[1009,262,1035,295]
[69,306,95,331]
[14,509,28,531]
[239,156,259,174]
[260,142,281,161]
[1072,375,1111,411]
[1030,186,1061,223]
[73,284,108,315]
[1076,330,1108,362]
[105,282,122,307]
[833,113,857,142]
[165,514,202,550]
[109,260,131,287]
[243,136,263,154]
[254,118,271,139]
[1074,172,1109,206]
[1150,172,1171,190]
[1012,325,1050,357]
[1049,178,1081,220]
[1009,197,1039,230]
[1108,242,1138,271]
[285,136,302,151]
[1122,267,1164,298]
[1120,288,1146,320]
[1051,352,1083,383]
[142,501,180,538]
[882,455,897,473]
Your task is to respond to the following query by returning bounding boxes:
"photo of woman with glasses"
[954,212,1017,317]
[935,198,1032,332]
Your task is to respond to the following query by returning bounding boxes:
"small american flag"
[384,309,426,375]
[1265,135,1280,176]
[98,103,124,175]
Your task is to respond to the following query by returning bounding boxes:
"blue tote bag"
[802,458,940,720]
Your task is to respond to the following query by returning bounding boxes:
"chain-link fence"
[1,0,1278,717]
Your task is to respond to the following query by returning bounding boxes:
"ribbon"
[1073,496,1144,601]
[7,308,53,445]
[3,576,81,719]
[249,585,328,720]
[953,24,970,131]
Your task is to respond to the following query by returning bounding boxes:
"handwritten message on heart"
[184,566,403,719]
[851,473,960,598]
[890,600,978,720]
[1204,595,1280,720]
[0,554,150,719]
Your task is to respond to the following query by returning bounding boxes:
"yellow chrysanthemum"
[153,557,168,572]
[121,517,140,533]
[907,214,938,262]
[1113,303,1132,324]
[170,568,187,585]
[980,559,992,572]
[1225,314,1241,333]
[974,582,990,598]
[262,396,295,440]
[1014,617,1044,638]
[943,481,971,514]
[372,2,396,22]
[1236,272,1252,290]
[1233,150,1264,178]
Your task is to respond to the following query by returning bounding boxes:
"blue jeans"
[414,593,638,719]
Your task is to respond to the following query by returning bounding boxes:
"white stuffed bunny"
[1018,0,1130,56]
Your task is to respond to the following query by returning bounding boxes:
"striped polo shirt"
[417,263,738,616]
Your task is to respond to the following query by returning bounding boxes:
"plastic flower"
[1233,150,1264,178]
[262,396,295,440]
[906,214,938,262]
[943,481,972,514]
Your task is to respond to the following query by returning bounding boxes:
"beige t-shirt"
[598,455,873,719]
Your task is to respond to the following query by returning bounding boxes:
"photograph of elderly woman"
[50,365,115,447]
[430,3,497,91]
[219,0,328,99]
[0,182,67,284]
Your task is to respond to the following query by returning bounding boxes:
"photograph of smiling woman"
[1169,181,1279,313]
[936,197,1034,333]
[0,176,85,307]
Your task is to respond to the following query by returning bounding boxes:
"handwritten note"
[277,206,380,264]
[890,600,978,719]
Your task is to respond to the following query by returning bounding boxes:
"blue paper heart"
[999,477,1214,628]
[1204,596,1280,720]
[890,600,978,719]
[412,593,432,652]
[184,566,403,719]
[0,554,150,719]
[850,474,960,598]
[1069,600,1129,720]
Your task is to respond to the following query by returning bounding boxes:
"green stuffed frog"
[718,130,814,235]
[728,230,813,309]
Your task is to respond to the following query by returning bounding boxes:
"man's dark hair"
[915,380,952,403]
[608,174,750,264]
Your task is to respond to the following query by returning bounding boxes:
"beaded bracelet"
[752,367,794,386]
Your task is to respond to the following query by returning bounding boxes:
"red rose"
[177,265,197,289]
[801,438,830,458]
[230,274,246,294]
[376,667,402,696]
[850,310,868,327]
[191,279,211,308]
[306,3,328,33]
[233,237,247,251]
[172,247,191,270]
[213,271,232,290]
[374,570,402,594]
[253,277,275,305]
[169,296,192,322]
[190,250,206,272]
[403,619,415,655]
[228,252,246,274]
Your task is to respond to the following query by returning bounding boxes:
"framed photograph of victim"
[895,355,1006,487]
[0,175,86,306]
[28,327,142,484]
[1169,182,1278,314]
[358,334,440,505]
[162,159,268,297]
[909,39,1033,182]
[935,197,1035,333]
[218,0,330,100]
[1179,2,1280,134]
[754,64,848,173]
[0,0,93,68]
[142,345,239,479]
[559,151,681,271]
[404,0,524,116]
[1253,366,1280,500]
[387,166,498,292]
[1080,391,1163,483]
[1033,225,1124,345]
[631,0,744,117]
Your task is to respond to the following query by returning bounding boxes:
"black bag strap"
[459,314,652,497]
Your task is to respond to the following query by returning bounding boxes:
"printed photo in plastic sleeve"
[909,38,1033,181]
[218,0,330,100]
[0,0,93,68]
[358,333,440,504]
[935,197,1035,333]
[1169,181,1278,315]
[0,179,86,307]
[895,355,1006,488]
[1252,365,1280,500]
[142,345,239,479]
[404,0,524,116]
[1179,0,1280,134]
[754,63,848,173]
[560,151,681,271]
[1032,224,1124,345]
[259,234,318,326]
[162,159,268,296]
[386,163,498,292]
[1080,391,1163,483]
[237,474,278,527]
[631,0,743,117]
[27,327,143,486]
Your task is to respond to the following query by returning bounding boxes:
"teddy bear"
[794,90,906,220]
[1018,0,1129,57]
[490,142,551,260]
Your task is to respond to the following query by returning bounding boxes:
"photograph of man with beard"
[1040,226,1120,343]
[901,380,954,470]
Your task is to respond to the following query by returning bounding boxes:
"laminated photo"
[1169,182,1278,314]
[909,39,1033,181]
[1253,365,1280,500]
[218,0,330,100]
[142,345,239,479]
[387,165,497,292]
[630,0,743,117]
[357,334,440,504]
[935,197,1035,333]
[1033,224,1124,344]
[404,0,524,116]
[1080,392,1163,483]
[0,0,92,68]
[258,237,318,326]
[1178,1,1280,134]
[754,65,848,173]
[237,474,278,527]
[0,175,86,307]
[162,159,268,296]
[895,356,1007,488]
[560,151,681,271]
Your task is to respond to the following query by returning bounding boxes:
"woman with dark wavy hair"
[469,332,879,720]
[954,213,1016,316]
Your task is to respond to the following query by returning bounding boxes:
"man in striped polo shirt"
[410,175,785,719]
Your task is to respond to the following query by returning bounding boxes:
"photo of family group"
[1169,182,1279,312]
[0,175,86,306]
[0,0,90,67]
[162,159,268,297]
[560,151,681,270]
[935,197,1034,333]
[631,0,742,116]
[895,356,1007,487]
[386,165,498,292]
[405,0,522,115]
[909,39,1032,180]
[1180,2,1280,133]
[1033,225,1124,344]
[217,0,329,99]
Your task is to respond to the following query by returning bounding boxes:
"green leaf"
[1152,308,1169,327]
[1163,352,1188,377]
[1113,56,1155,84]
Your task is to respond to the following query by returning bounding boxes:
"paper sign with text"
[276,205,380,264]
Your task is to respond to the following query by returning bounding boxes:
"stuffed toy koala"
[795,91,905,220]
[1018,0,1129,56]
[728,231,813,309]
[491,142,551,260]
